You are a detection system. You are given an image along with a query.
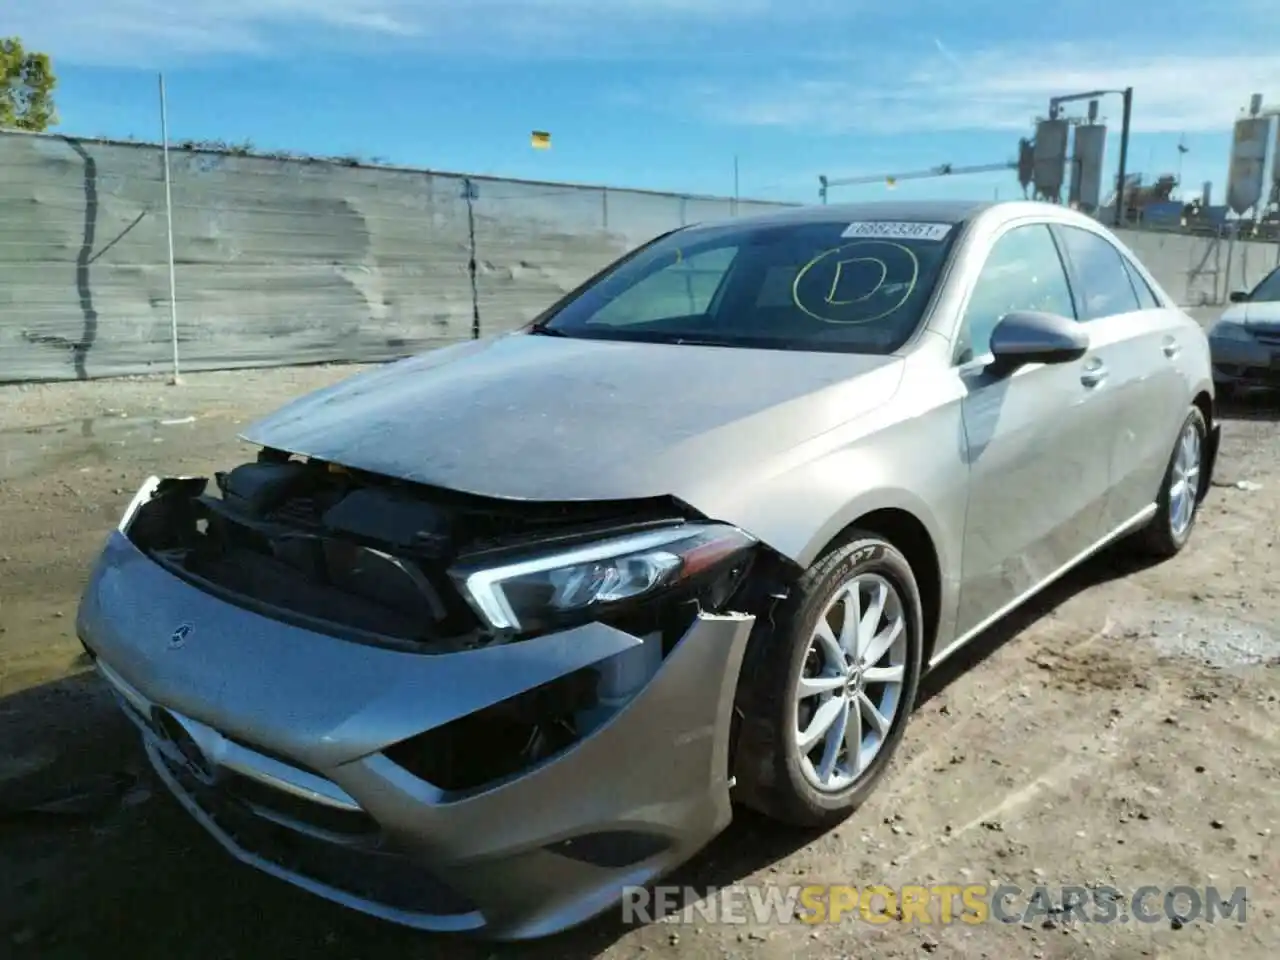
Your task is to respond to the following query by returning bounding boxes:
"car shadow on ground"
[1218,389,1280,423]
[0,542,1163,960]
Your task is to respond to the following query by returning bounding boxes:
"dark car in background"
[1210,264,1280,393]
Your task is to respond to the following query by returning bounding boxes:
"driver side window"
[955,224,1076,363]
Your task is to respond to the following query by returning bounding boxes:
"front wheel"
[1131,406,1207,558]
[731,533,924,828]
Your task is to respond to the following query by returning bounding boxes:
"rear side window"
[1056,225,1142,320]
[1122,258,1160,309]
[956,223,1075,362]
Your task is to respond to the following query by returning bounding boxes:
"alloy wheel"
[1169,419,1202,539]
[793,573,908,793]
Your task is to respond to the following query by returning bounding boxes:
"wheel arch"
[1191,389,1215,502]
[811,508,944,666]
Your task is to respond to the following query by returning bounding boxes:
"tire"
[1131,405,1207,559]
[731,532,925,829]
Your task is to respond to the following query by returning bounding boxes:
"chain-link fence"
[0,130,793,382]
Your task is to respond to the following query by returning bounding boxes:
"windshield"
[534,218,960,354]
[1249,267,1280,302]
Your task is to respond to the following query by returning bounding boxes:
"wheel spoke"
[863,663,905,684]
[844,697,865,774]
[798,673,847,698]
[857,580,888,658]
[858,690,892,737]
[838,585,861,654]
[813,620,844,667]
[863,616,903,667]
[798,695,845,753]
[816,699,850,783]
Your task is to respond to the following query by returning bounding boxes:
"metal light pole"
[1047,85,1133,225]
[158,73,181,384]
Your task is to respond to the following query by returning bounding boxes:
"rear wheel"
[1131,406,1206,558]
[732,533,924,828]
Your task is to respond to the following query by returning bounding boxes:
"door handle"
[1162,336,1181,359]
[1080,356,1107,387]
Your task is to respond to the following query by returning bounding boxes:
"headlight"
[1209,321,1255,343]
[450,523,756,633]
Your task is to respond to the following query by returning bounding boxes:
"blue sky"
[12,0,1280,204]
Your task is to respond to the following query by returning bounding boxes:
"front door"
[951,222,1122,637]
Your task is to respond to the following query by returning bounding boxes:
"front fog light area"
[384,630,671,793]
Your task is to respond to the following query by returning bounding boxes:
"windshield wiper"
[527,323,569,337]
[669,335,737,347]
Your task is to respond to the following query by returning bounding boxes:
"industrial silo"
[1226,116,1270,216]
[1032,119,1069,202]
[1272,120,1280,206]
[1069,124,1107,211]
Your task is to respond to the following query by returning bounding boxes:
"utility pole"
[1114,86,1133,226]
[733,155,740,215]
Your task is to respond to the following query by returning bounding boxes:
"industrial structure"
[818,90,1280,240]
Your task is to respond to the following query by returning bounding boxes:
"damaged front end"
[79,449,781,936]
[121,450,762,781]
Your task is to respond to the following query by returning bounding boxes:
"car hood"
[241,333,904,505]
[1220,300,1280,329]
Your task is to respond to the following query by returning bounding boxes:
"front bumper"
[1210,333,1280,388]
[77,530,755,940]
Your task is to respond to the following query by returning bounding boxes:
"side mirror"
[1229,290,1250,303]
[987,310,1089,375]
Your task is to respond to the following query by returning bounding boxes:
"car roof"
[709,199,999,229]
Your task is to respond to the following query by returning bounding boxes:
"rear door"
[951,222,1120,638]
[1051,224,1187,532]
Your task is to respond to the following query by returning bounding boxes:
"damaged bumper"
[77,528,755,939]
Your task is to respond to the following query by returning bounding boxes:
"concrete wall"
[0,131,787,382]
[1117,228,1280,325]
[3,129,1279,382]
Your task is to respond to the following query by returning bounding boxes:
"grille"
[156,749,477,916]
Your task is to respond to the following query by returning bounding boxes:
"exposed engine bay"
[122,447,786,792]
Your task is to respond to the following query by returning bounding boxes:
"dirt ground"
[0,364,1277,960]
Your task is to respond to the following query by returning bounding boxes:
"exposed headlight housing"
[1209,321,1255,343]
[449,523,756,633]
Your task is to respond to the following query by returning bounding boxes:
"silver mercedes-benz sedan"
[77,199,1220,939]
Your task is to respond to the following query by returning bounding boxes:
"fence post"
[463,178,480,339]
[158,72,181,384]
[1223,230,1236,305]
[601,187,609,230]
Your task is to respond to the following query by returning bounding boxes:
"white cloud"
[9,0,785,65]
[694,43,1280,136]
[15,0,1279,144]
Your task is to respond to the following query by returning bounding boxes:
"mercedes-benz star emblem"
[169,622,194,649]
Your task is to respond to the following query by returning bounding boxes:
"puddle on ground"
[0,415,200,482]
[1124,602,1280,668]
